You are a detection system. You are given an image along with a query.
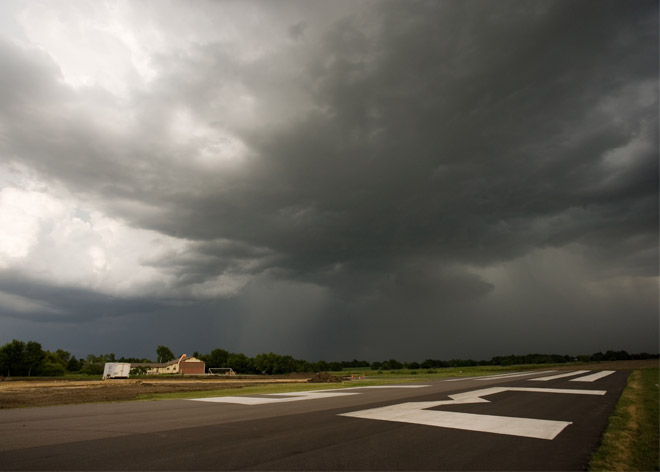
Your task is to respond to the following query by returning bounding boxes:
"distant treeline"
[0,339,657,377]
[0,340,153,377]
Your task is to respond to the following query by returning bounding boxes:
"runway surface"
[0,369,627,470]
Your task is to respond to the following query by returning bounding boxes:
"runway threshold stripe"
[190,391,359,404]
[570,371,615,382]
[188,386,428,404]
[445,372,527,381]
[529,370,591,381]
[342,408,572,440]
[470,370,557,381]
[342,385,430,390]
[445,371,556,382]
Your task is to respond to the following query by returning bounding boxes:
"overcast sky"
[0,0,657,362]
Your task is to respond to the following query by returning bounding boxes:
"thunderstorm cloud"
[0,0,657,361]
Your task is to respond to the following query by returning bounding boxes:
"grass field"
[135,377,447,401]
[131,360,656,402]
[588,367,659,471]
[334,363,555,378]
[135,365,535,401]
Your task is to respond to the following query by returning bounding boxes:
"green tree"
[66,356,82,372]
[80,353,114,375]
[54,349,71,368]
[206,348,229,368]
[25,341,45,376]
[37,352,66,376]
[80,360,104,375]
[381,359,403,370]
[156,346,175,363]
[254,352,292,374]
[0,339,26,376]
[227,352,253,374]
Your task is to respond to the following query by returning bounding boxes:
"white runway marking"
[340,386,606,440]
[446,370,556,381]
[190,390,359,405]
[570,371,615,382]
[529,370,591,381]
[452,386,606,399]
[343,385,430,390]
[345,407,572,440]
[472,370,558,380]
[189,385,428,405]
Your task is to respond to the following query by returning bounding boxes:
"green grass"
[331,363,575,379]
[136,364,560,401]
[137,377,459,401]
[588,368,659,471]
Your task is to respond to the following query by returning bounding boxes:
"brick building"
[131,356,205,375]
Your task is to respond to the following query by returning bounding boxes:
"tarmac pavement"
[0,369,628,470]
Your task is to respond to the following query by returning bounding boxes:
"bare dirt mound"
[307,372,341,383]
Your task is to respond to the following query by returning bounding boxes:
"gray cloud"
[0,0,657,361]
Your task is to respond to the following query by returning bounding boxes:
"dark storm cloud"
[288,21,307,41]
[0,0,657,360]
[206,1,658,284]
[142,239,278,290]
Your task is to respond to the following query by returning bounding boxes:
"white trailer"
[102,362,131,380]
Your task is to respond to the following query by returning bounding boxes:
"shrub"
[37,362,65,376]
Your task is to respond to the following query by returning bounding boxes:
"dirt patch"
[0,377,312,409]
[307,372,341,383]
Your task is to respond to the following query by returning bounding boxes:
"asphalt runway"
[0,369,627,470]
